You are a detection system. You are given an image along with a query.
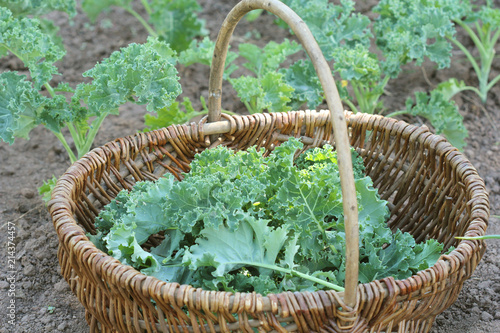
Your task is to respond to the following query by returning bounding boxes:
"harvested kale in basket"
[89,138,445,294]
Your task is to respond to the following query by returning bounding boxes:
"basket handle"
[207,0,359,308]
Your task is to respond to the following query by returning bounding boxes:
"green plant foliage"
[280,0,371,55]
[178,37,238,78]
[0,0,76,17]
[82,0,132,23]
[280,60,323,110]
[230,72,294,114]
[148,0,207,52]
[144,96,207,130]
[1,33,181,164]
[0,7,65,89]
[404,90,468,150]
[82,0,207,53]
[450,2,500,103]
[92,138,446,294]
[228,39,300,114]
[332,44,385,114]
[75,36,180,115]
[38,175,59,203]
[373,0,457,78]
[238,39,302,77]
[0,72,71,143]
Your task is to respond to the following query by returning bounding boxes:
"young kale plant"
[81,0,207,53]
[0,0,76,43]
[365,0,470,149]
[173,36,314,116]
[228,39,302,114]
[275,0,469,149]
[143,37,239,130]
[171,0,370,117]
[0,8,182,199]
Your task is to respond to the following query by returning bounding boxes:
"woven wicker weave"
[49,1,489,332]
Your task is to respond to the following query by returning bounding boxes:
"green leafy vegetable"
[1,27,182,166]
[373,0,457,78]
[227,39,300,114]
[82,0,207,53]
[92,138,446,294]
[280,0,371,55]
[274,0,467,149]
[148,0,207,53]
[178,37,238,78]
[0,7,65,89]
[144,96,207,130]
[38,175,59,203]
[280,60,323,110]
[276,0,372,111]
[332,44,386,114]
[230,72,294,114]
[75,36,180,115]
[82,0,132,23]
[0,0,76,17]
[400,90,468,150]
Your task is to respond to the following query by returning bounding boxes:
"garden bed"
[0,0,499,332]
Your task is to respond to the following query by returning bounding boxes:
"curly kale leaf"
[405,90,468,150]
[0,0,76,17]
[99,176,193,280]
[0,72,73,143]
[82,0,132,22]
[359,230,444,283]
[332,45,381,84]
[144,96,207,130]
[178,37,238,78]
[0,8,65,89]
[74,37,181,116]
[238,39,301,77]
[0,72,44,143]
[148,0,207,53]
[94,138,446,293]
[281,60,324,110]
[373,0,458,77]
[280,0,371,57]
[184,214,289,279]
[230,72,294,114]
[165,146,269,233]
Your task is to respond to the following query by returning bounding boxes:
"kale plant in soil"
[152,0,472,149]
[0,5,184,198]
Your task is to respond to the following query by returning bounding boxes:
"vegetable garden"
[0,0,499,332]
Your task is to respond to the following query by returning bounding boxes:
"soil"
[0,1,499,332]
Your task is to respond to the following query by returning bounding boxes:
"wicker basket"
[49,0,489,332]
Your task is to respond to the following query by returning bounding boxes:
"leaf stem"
[77,112,109,159]
[456,235,500,240]
[67,122,83,152]
[43,83,56,98]
[51,130,77,163]
[237,261,345,292]
[140,0,153,15]
[342,98,359,114]
[384,110,408,118]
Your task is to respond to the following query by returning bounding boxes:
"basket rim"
[49,110,489,314]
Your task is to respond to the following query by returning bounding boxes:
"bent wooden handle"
[207,0,359,309]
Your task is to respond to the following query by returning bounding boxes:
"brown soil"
[0,1,499,332]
